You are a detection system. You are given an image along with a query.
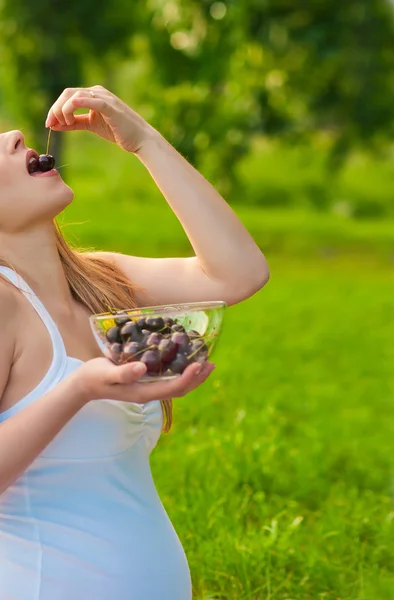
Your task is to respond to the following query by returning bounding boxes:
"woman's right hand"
[71,357,215,405]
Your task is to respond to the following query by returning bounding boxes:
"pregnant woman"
[0,86,269,600]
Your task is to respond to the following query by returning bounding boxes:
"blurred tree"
[128,0,394,193]
[0,0,393,195]
[0,0,142,160]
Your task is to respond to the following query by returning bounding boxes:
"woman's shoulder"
[0,275,21,330]
[0,274,18,303]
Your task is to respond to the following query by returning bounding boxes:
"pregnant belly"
[0,514,192,600]
[0,437,190,599]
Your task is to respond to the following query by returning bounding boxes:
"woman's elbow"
[245,261,270,297]
[224,261,270,306]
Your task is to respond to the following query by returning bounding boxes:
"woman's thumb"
[111,361,147,384]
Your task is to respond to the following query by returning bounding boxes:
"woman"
[0,85,269,600]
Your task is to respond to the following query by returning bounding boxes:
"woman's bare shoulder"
[0,276,19,305]
[0,278,20,329]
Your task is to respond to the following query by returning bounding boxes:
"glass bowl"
[89,301,226,382]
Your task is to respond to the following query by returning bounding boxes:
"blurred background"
[1,1,394,598]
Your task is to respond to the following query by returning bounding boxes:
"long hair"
[1,221,173,432]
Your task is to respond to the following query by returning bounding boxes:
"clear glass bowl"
[89,301,226,382]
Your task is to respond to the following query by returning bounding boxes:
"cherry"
[188,339,208,361]
[162,317,174,334]
[188,330,200,339]
[136,318,146,329]
[171,332,190,353]
[115,313,130,327]
[38,154,55,172]
[158,339,177,363]
[106,326,121,344]
[123,341,141,360]
[109,342,123,362]
[146,332,162,347]
[120,322,141,342]
[140,349,161,373]
[168,353,189,374]
[28,157,40,174]
[145,317,165,332]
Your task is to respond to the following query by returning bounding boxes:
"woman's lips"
[30,169,59,178]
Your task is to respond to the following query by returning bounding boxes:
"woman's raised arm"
[46,86,269,306]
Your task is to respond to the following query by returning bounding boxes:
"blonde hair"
[1,221,173,432]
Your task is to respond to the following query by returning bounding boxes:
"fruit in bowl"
[89,301,226,382]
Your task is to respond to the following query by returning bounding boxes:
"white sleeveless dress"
[0,266,192,600]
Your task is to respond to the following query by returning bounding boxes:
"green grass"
[60,133,394,598]
[153,259,394,599]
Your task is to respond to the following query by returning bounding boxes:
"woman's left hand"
[45,85,158,153]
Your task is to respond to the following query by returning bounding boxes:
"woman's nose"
[8,130,26,153]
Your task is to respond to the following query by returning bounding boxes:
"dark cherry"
[189,339,204,353]
[168,353,189,374]
[106,325,121,344]
[115,313,130,327]
[145,317,165,332]
[120,321,141,342]
[188,339,208,361]
[109,342,123,362]
[188,330,200,339]
[38,154,55,172]
[140,349,161,373]
[123,341,141,360]
[158,339,177,364]
[162,317,174,334]
[136,317,146,329]
[146,332,162,347]
[28,157,40,174]
[140,329,152,348]
[171,332,190,352]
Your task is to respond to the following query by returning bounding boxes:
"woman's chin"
[51,184,75,215]
[63,184,75,205]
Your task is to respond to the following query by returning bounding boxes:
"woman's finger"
[60,91,91,126]
[50,96,114,132]
[111,361,147,384]
[48,115,90,132]
[179,362,216,395]
[181,362,216,395]
[46,87,80,127]
[71,95,113,117]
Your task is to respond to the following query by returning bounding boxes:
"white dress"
[0,266,192,600]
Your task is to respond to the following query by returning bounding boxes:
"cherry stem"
[46,128,52,156]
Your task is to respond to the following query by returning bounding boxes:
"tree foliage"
[0,0,140,154]
[138,0,394,179]
[0,0,393,189]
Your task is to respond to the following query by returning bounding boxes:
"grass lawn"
[150,258,394,600]
[61,133,394,599]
